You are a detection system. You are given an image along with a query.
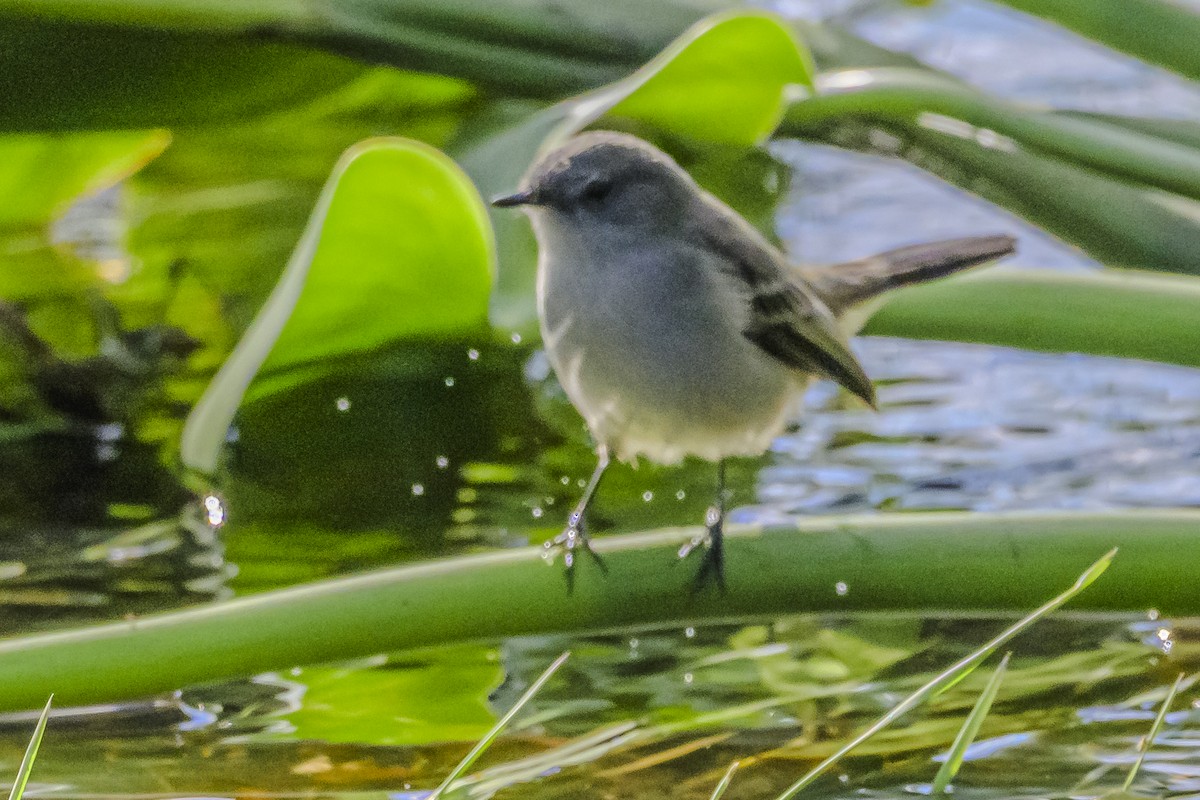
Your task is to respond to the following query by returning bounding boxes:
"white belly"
[535,218,802,464]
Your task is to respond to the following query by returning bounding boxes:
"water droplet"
[467,348,480,361]
[444,376,455,387]
[835,581,849,596]
[675,489,686,500]
[510,332,522,344]
[531,507,544,519]
[97,422,123,442]
[629,638,639,650]
[684,626,695,638]
[335,396,351,412]
[577,478,587,488]
[683,672,694,684]
[1148,608,1160,621]
[203,494,226,527]
[560,476,571,485]
[411,483,425,496]
[902,783,938,796]
[435,456,449,469]
[642,490,653,502]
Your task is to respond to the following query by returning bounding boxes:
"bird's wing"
[694,195,876,408]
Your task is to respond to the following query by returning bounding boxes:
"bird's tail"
[799,234,1016,317]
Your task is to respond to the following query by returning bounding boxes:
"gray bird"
[494,131,1014,589]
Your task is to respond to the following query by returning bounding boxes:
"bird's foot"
[678,507,726,593]
[543,523,608,592]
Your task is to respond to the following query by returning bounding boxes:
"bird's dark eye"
[578,178,614,206]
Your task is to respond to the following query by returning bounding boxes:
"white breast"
[532,211,802,464]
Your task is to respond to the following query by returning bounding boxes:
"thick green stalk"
[988,0,1200,83]
[784,69,1200,201]
[865,268,1200,368]
[0,0,725,98]
[788,106,1200,275]
[0,510,1194,712]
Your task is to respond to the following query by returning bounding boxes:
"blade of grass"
[473,721,639,783]
[8,695,51,800]
[427,651,569,800]
[930,652,1011,793]
[467,721,641,797]
[1121,672,1197,709]
[711,761,741,800]
[1122,672,1184,793]
[772,548,1115,800]
[598,733,733,778]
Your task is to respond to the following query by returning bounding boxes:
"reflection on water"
[752,337,1200,521]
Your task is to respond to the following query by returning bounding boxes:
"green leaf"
[0,131,169,228]
[180,137,495,473]
[281,645,503,746]
[602,11,813,146]
[930,652,1010,793]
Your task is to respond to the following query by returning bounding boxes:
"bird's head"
[492,131,695,232]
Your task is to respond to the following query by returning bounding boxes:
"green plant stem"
[0,0,723,98]
[864,268,1200,368]
[987,0,1200,83]
[0,510,1195,712]
[784,68,1200,201]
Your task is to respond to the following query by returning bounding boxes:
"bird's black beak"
[491,189,537,208]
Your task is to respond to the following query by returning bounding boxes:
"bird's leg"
[678,459,728,592]
[545,446,610,589]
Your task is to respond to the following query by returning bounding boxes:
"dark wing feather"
[692,193,877,408]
